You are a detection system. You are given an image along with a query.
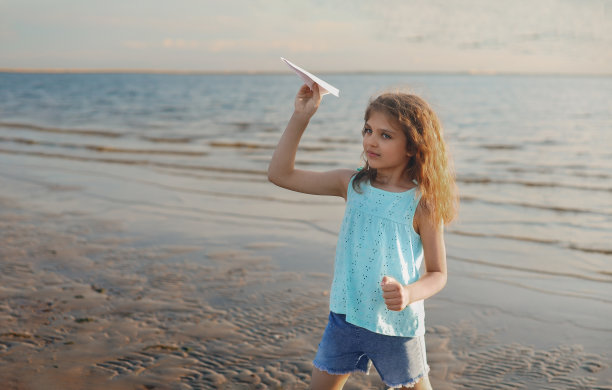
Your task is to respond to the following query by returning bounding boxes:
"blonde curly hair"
[353,92,458,226]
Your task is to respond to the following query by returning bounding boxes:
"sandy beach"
[0,167,610,389]
[1,72,611,389]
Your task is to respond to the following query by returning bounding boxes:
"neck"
[373,169,414,190]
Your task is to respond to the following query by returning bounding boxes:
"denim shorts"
[313,312,429,388]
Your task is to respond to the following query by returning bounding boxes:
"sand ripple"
[0,196,609,389]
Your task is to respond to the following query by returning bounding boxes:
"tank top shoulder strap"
[346,173,360,200]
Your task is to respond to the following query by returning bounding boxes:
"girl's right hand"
[294,83,322,118]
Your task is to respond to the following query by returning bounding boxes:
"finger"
[383,291,400,299]
[386,305,402,311]
[381,276,391,286]
[384,298,402,305]
[312,83,321,99]
[382,284,400,293]
[381,276,399,287]
[297,84,312,98]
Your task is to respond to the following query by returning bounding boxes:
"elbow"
[267,165,291,187]
[438,271,448,291]
[266,162,275,183]
[267,168,280,186]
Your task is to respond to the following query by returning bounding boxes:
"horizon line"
[0,67,610,77]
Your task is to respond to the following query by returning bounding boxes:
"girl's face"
[362,110,411,174]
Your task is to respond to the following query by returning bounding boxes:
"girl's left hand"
[381,276,411,311]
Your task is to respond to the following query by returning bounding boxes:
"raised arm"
[267,83,354,199]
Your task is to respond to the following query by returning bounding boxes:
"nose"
[364,133,377,147]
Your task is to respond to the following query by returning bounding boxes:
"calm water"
[1,72,611,246]
[1,72,611,357]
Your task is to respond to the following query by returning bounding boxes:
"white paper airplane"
[281,57,340,97]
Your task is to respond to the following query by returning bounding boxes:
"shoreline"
[1,68,610,77]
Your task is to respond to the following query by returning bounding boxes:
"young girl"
[268,83,458,390]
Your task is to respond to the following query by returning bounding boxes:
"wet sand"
[1,191,610,390]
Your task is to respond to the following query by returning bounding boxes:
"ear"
[405,145,416,158]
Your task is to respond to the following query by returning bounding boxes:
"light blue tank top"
[329,176,425,337]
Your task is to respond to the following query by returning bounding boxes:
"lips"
[366,150,380,158]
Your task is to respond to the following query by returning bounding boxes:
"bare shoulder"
[336,168,357,185]
[319,168,357,200]
[413,198,437,236]
[337,169,358,199]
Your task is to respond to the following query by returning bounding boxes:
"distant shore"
[1,67,610,76]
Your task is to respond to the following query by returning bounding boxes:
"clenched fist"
[381,276,411,311]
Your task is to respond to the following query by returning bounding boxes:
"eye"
[362,127,372,135]
[382,133,392,139]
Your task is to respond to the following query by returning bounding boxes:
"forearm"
[267,112,310,183]
[406,271,447,303]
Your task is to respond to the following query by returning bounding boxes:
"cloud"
[366,0,612,57]
[121,38,309,53]
[121,39,204,50]
[207,39,329,53]
[162,38,201,49]
[4,0,610,73]
[122,41,151,49]
[0,25,18,41]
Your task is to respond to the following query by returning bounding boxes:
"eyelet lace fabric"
[329,178,425,337]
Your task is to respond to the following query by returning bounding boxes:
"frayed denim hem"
[380,365,430,389]
[312,359,369,376]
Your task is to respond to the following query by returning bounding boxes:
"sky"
[1,0,611,74]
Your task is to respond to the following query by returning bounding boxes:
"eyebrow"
[365,122,397,133]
